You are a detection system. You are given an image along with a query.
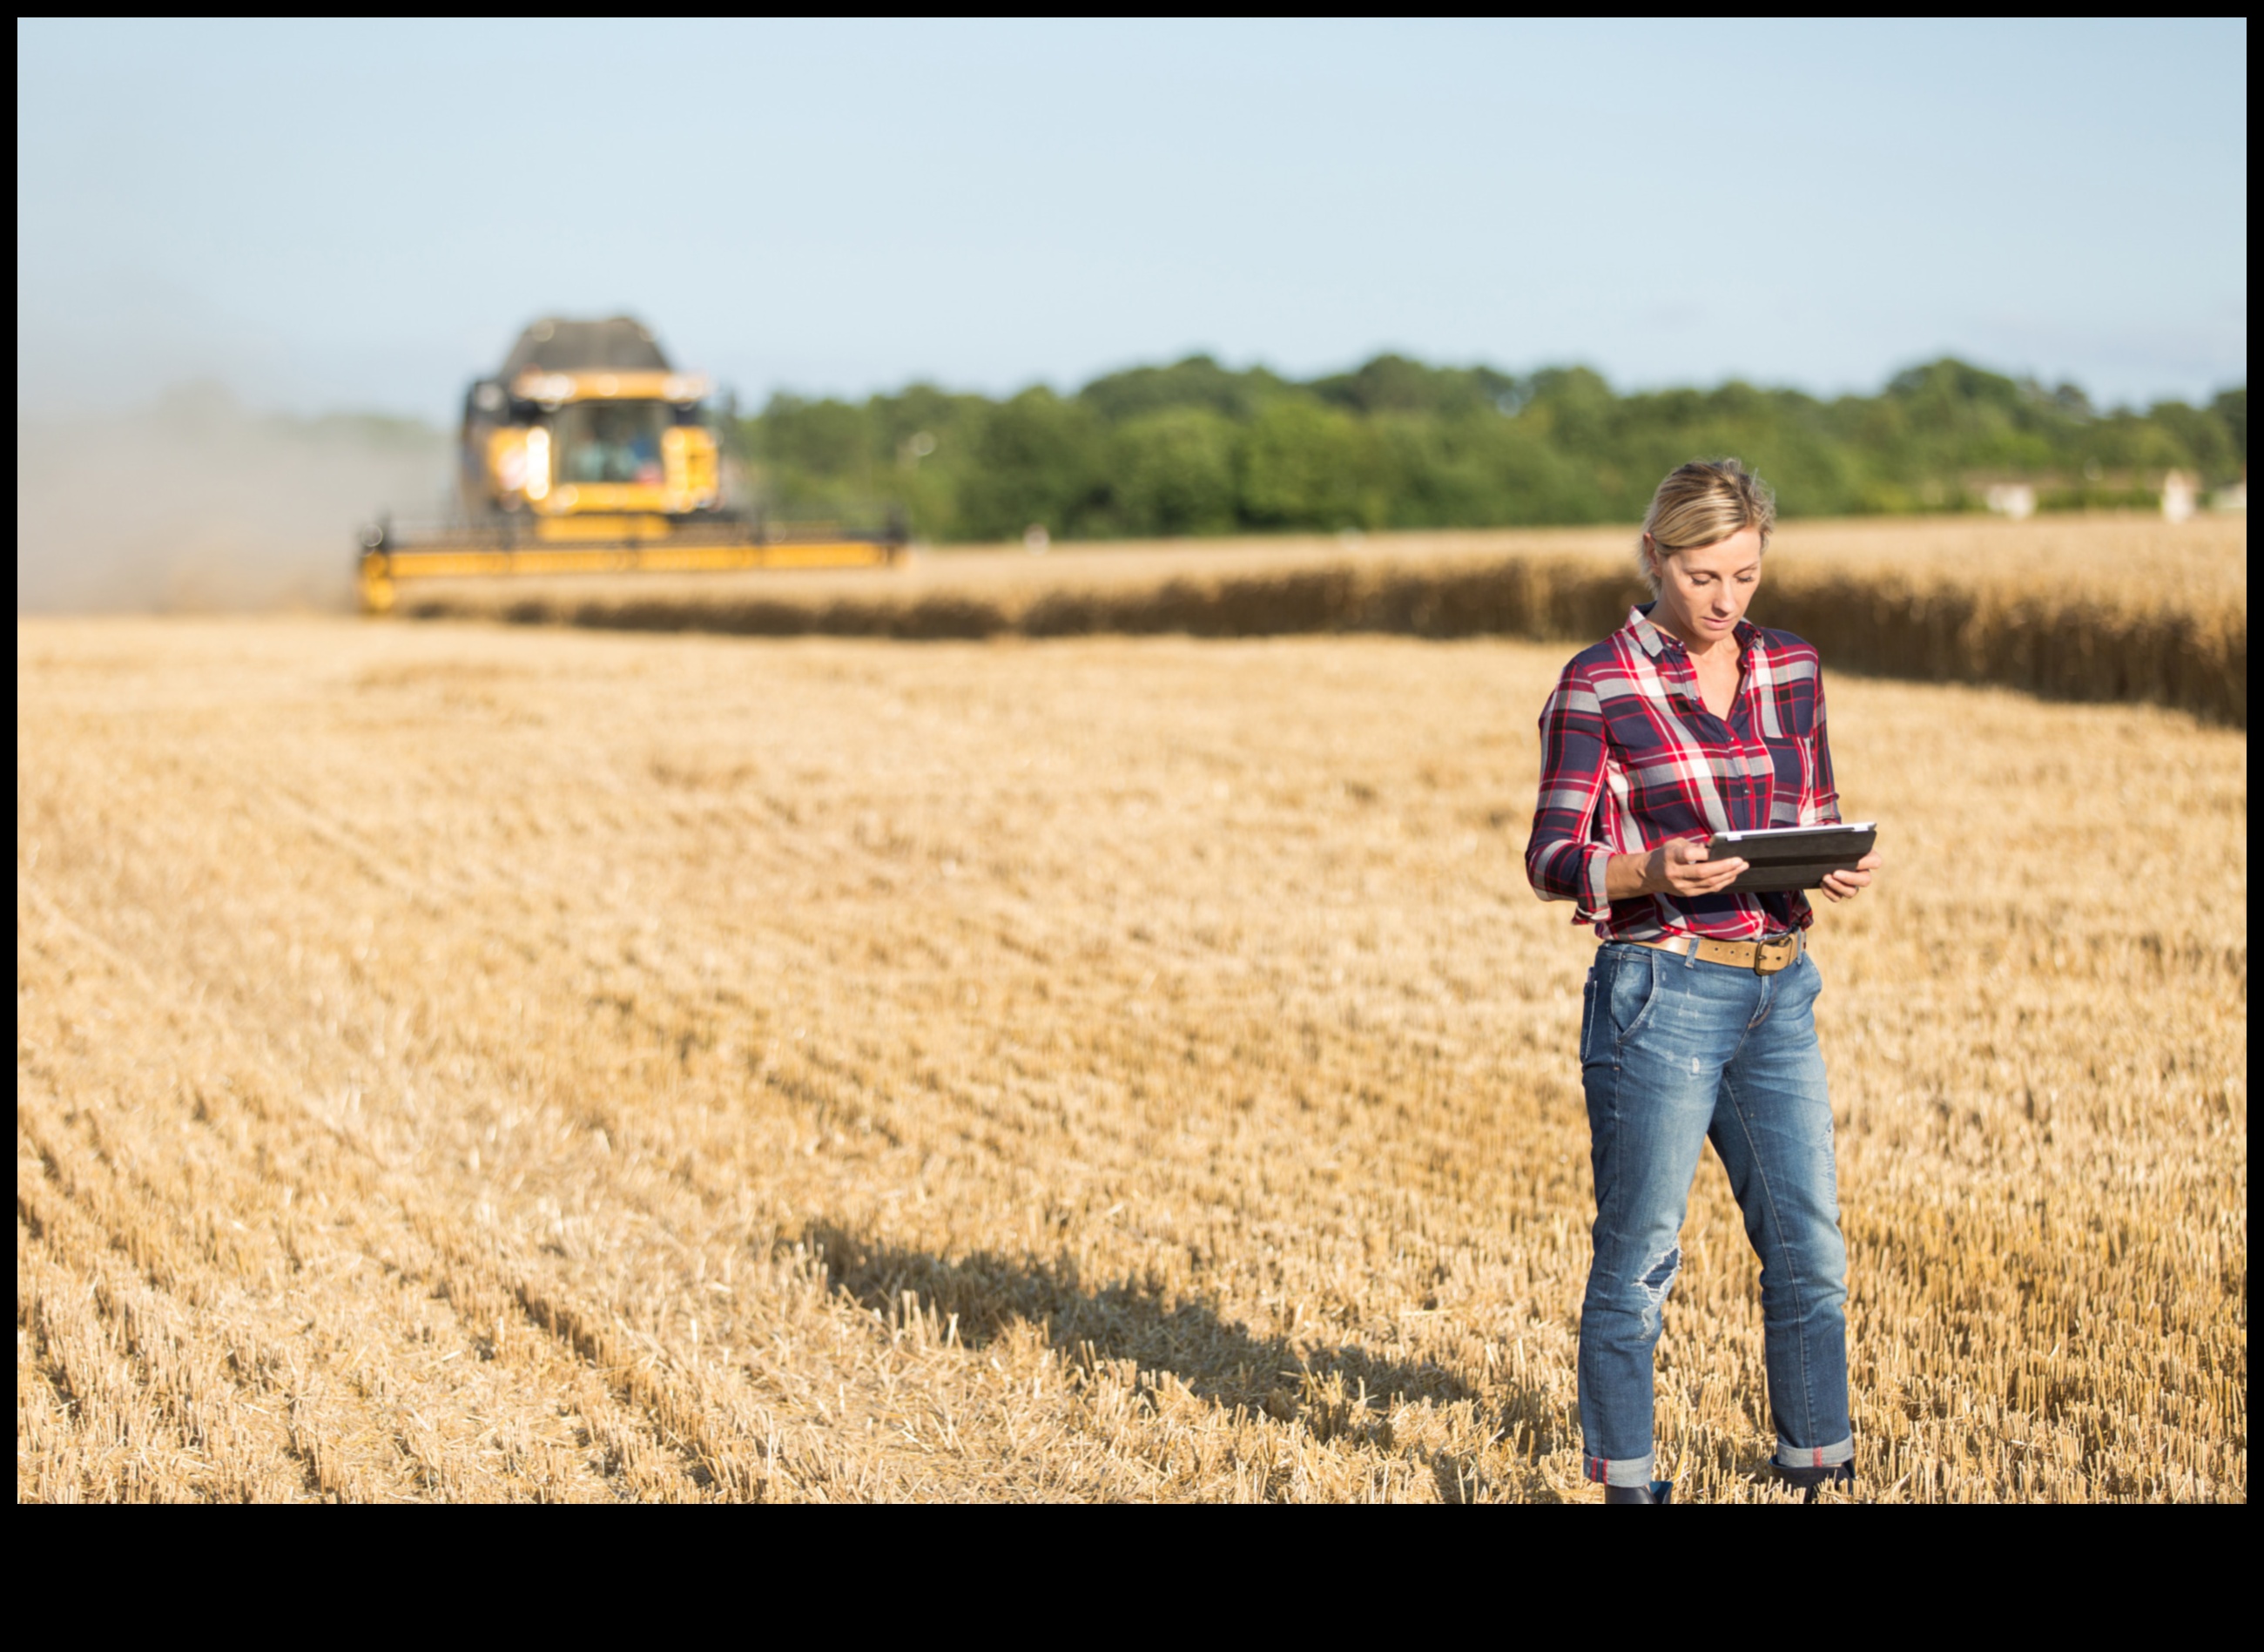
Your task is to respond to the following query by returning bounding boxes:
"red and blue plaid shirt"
[1526,604,1840,941]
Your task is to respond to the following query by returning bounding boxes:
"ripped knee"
[1635,1244,1682,1332]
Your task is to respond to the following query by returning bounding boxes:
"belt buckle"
[1753,933,1797,975]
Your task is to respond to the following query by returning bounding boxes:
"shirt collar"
[1626,603,1762,663]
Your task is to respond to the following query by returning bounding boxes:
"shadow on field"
[794,1221,1479,1427]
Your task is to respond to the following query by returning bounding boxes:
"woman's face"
[1648,524,1762,645]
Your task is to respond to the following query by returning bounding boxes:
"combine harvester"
[357,316,901,611]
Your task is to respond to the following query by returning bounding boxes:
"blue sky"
[17,18,2247,421]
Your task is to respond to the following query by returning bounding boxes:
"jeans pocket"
[1609,947,1661,1049]
[1579,972,1600,1066]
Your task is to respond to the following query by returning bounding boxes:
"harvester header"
[357,316,901,612]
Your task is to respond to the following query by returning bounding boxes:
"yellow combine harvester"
[356,316,901,611]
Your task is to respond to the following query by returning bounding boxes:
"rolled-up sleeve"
[1525,666,1613,920]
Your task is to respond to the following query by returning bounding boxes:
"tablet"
[1701,823,1877,893]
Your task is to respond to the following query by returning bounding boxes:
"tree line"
[736,354,2247,542]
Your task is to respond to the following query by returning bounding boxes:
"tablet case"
[1703,824,1878,893]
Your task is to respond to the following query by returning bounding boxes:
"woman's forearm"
[1603,850,1655,901]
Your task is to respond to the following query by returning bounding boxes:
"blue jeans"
[1576,942,1853,1487]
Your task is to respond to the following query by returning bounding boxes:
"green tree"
[1310,354,1506,418]
[2209,387,2246,468]
[1110,408,1238,536]
[1079,354,1288,424]
[952,388,1107,540]
[732,348,2245,542]
[1237,399,1378,529]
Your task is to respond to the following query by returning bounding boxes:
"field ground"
[17,616,2247,1500]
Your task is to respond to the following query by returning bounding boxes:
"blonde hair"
[1639,459,1776,595]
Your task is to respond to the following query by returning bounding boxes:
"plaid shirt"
[1525,605,1839,941]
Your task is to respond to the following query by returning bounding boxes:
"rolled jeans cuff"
[1585,1450,1655,1488]
[1774,1434,1854,1473]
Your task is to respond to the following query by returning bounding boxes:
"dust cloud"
[16,383,451,613]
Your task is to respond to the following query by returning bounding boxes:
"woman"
[1525,459,1881,1505]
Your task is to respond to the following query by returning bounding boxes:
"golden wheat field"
[421,511,2251,618]
[408,514,2248,727]
[17,604,2247,1500]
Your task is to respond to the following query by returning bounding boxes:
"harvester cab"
[357,316,902,611]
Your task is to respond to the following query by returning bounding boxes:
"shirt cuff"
[1574,845,1613,922]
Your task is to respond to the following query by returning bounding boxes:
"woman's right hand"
[1604,838,1748,901]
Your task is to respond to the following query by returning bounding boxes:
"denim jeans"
[1577,941,1853,1487]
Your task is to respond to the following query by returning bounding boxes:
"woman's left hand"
[1820,850,1883,902]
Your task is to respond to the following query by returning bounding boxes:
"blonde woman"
[1525,460,1881,1504]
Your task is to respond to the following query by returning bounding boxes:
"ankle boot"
[1602,1479,1674,1504]
[1774,1460,1854,1503]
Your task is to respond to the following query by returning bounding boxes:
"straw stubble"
[16,614,2246,1500]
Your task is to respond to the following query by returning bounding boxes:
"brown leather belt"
[1626,930,1805,974]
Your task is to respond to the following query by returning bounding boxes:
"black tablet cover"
[1701,823,1878,893]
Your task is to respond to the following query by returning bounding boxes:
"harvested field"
[401,515,2249,725]
[17,616,2247,1501]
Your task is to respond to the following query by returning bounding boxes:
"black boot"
[1774,1460,1854,1503]
[1602,1479,1674,1504]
